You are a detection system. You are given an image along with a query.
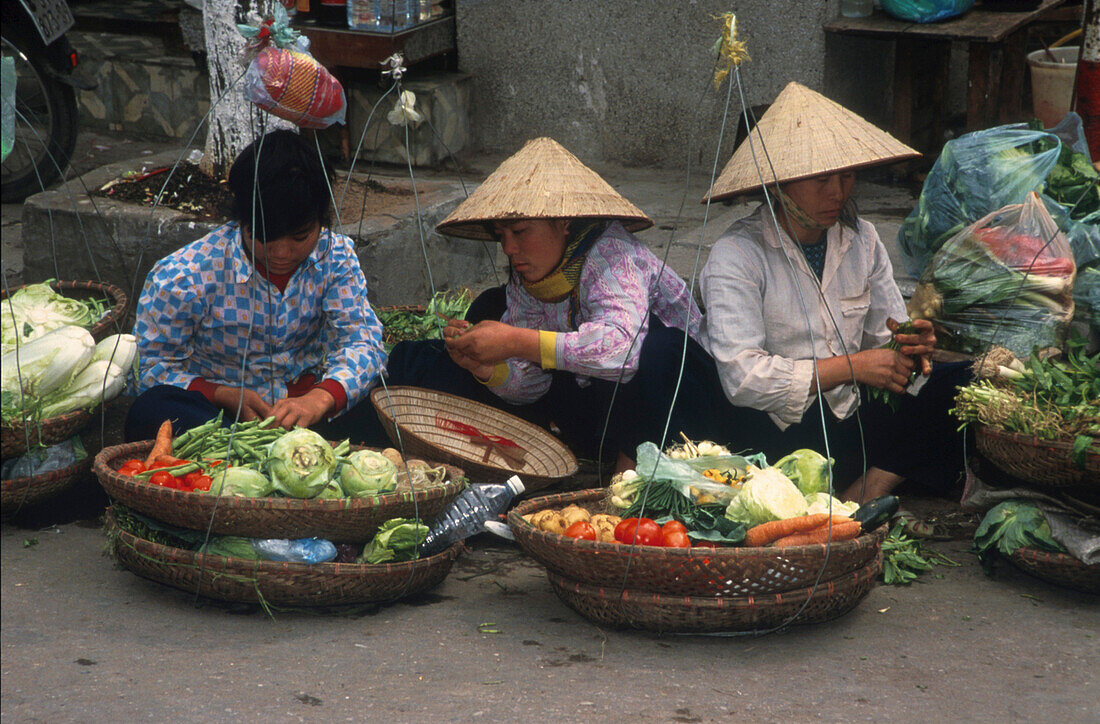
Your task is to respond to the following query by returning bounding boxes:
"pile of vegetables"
[906,193,1076,356]
[524,505,622,543]
[972,500,1065,574]
[951,334,1100,466]
[116,417,452,498]
[373,289,474,352]
[1,326,136,425]
[1,280,112,355]
[881,521,960,585]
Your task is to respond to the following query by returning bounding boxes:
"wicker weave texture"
[1009,546,1100,595]
[2,408,95,460]
[547,557,882,633]
[976,425,1099,487]
[1,455,93,514]
[371,386,578,492]
[94,441,466,543]
[105,508,460,606]
[509,489,881,596]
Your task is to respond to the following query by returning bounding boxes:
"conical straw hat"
[436,137,653,240]
[703,82,920,203]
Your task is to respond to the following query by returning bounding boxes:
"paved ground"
[3,130,1098,722]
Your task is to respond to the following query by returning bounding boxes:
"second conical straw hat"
[436,137,653,240]
[703,82,920,203]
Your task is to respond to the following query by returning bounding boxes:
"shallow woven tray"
[509,489,881,596]
[371,386,578,492]
[104,507,461,606]
[1,279,129,342]
[1,455,93,515]
[547,557,882,633]
[975,425,1099,488]
[94,441,466,544]
[1008,546,1100,595]
[1,408,96,460]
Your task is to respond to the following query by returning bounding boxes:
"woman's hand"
[854,348,915,394]
[212,385,273,422]
[444,320,517,364]
[271,388,335,429]
[889,317,936,376]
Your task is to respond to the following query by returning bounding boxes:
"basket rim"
[2,454,92,488]
[371,385,579,480]
[105,505,461,576]
[94,439,466,511]
[1,406,94,433]
[509,488,876,557]
[1009,545,1097,569]
[975,424,1099,459]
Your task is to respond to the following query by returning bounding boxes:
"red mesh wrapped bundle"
[247,46,346,129]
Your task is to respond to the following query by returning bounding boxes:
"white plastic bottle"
[420,475,526,555]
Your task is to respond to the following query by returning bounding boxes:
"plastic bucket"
[1027,46,1078,129]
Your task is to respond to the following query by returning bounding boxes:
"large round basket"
[94,441,466,544]
[1,407,97,460]
[509,489,881,596]
[1008,546,1100,595]
[371,386,578,493]
[104,507,461,606]
[1,279,129,342]
[547,557,882,633]
[975,425,1099,488]
[1,454,93,515]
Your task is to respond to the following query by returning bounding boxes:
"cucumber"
[853,495,899,533]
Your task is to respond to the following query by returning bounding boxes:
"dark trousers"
[124,384,389,446]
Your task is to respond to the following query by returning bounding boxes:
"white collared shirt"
[700,205,910,430]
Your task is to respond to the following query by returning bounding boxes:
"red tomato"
[117,460,146,476]
[149,471,177,488]
[614,518,640,544]
[662,520,688,536]
[564,521,597,541]
[634,518,662,547]
[183,472,202,484]
[662,530,691,548]
[190,475,213,492]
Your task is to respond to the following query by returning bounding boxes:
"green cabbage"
[0,325,96,399]
[805,493,860,518]
[207,466,273,497]
[773,448,834,496]
[38,360,125,418]
[725,465,808,527]
[357,518,429,564]
[267,427,336,498]
[339,450,397,497]
[0,282,104,355]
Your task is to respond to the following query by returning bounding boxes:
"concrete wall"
[454,0,901,169]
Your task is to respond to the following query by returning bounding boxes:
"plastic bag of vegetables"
[906,193,1076,357]
[266,428,337,498]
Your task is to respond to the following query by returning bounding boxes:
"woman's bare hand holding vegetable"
[271,388,335,429]
[445,320,540,366]
[888,317,936,376]
[212,385,273,422]
[810,348,914,394]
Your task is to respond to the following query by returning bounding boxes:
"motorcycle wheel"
[1,30,78,203]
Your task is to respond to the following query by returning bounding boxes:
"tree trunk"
[200,0,293,178]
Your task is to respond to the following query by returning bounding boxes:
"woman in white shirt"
[698,82,969,502]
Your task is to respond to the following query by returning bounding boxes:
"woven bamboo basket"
[508,489,881,596]
[371,386,578,492]
[547,557,882,633]
[1,279,129,342]
[94,441,466,543]
[975,425,1099,488]
[104,507,461,606]
[1,407,96,460]
[1,454,93,514]
[1008,546,1100,595]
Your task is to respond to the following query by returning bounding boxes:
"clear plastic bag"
[251,537,337,564]
[907,193,1076,356]
[880,0,973,23]
[245,43,346,130]
[1,437,86,480]
[634,442,742,506]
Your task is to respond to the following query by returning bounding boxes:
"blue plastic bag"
[880,0,974,23]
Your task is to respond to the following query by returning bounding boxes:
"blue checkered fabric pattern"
[134,223,385,411]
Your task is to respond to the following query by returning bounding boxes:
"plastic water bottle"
[420,475,526,555]
[252,537,338,564]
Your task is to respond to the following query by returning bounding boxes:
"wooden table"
[825,0,1068,153]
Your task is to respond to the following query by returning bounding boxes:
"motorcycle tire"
[1,29,78,203]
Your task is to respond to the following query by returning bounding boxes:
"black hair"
[227,129,332,244]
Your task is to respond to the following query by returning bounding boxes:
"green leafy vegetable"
[357,518,429,564]
[198,536,261,559]
[972,500,1064,573]
[772,448,834,495]
[1,281,109,355]
[207,466,274,497]
[881,521,960,585]
[724,465,807,527]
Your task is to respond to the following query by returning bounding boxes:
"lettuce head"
[725,465,808,527]
[773,448,834,496]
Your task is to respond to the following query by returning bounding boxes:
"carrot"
[744,514,831,547]
[144,420,174,468]
[770,520,862,547]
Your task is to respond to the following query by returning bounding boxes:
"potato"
[530,509,568,535]
[560,504,591,527]
[590,514,621,543]
[380,448,404,467]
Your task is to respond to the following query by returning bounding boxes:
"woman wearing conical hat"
[383,137,715,467]
[698,82,971,503]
